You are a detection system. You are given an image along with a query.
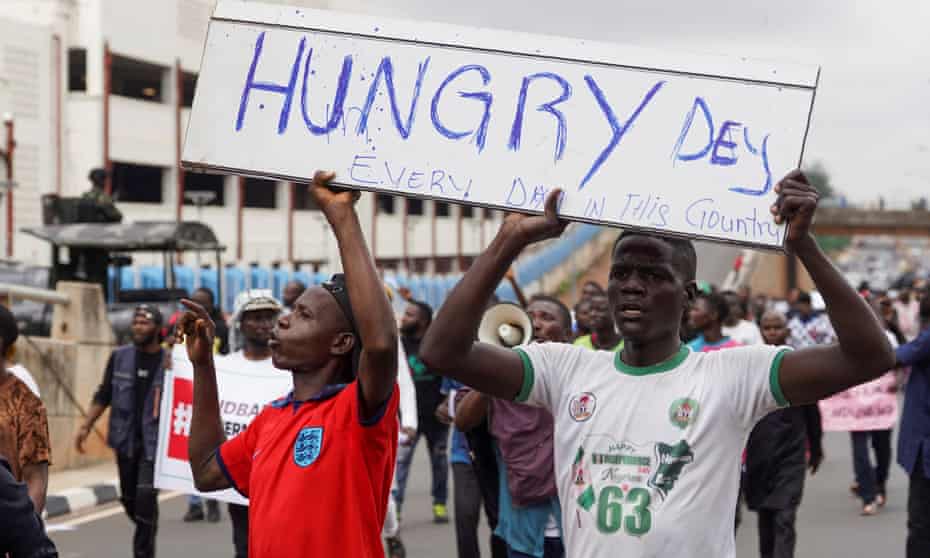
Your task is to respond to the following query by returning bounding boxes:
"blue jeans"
[851,429,892,504]
[508,538,564,558]
[393,419,449,509]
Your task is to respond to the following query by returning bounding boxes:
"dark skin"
[586,294,622,349]
[177,170,397,492]
[399,304,428,340]
[759,310,824,474]
[420,170,895,407]
[689,297,724,344]
[455,299,570,432]
[574,299,592,337]
[239,308,277,360]
[722,292,744,327]
[282,281,307,309]
[75,315,162,455]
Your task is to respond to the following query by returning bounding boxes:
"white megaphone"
[478,302,533,348]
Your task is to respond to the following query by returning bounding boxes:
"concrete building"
[0,0,503,274]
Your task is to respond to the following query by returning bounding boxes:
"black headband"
[322,274,360,340]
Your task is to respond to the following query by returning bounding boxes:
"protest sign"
[183,1,818,249]
[818,372,898,432]
[154,348,292,504]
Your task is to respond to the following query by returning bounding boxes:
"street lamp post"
[0,113,15,258]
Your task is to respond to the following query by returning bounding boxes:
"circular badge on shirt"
[669,398,700,429]
[568,392,597,422]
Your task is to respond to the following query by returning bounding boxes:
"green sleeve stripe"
[513,348,535,403]
[769,349,790,407]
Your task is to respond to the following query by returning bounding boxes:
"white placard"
[183,1,819,249]
[154,349,292,504]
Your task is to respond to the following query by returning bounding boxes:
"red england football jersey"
[217,381,399,558]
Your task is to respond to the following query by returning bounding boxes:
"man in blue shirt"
[896,292,930,558]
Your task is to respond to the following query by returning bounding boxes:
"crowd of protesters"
[2,169,930,558]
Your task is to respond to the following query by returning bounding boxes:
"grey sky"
[286,0,930,206]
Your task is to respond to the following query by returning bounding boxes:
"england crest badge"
[293,426,323,468]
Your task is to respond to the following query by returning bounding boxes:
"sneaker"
[183,505,205,522]
[861,502,878,516]
[386,536,406,558]
[432,503,449,524]
[206,500,221,522]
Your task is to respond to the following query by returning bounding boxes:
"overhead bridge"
[812,208,930,237]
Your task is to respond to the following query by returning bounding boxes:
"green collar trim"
[615,344,690,376]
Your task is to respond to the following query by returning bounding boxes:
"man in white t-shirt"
[721,290,764,345]
[418,170,895,558]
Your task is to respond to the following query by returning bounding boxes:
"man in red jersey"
[177,170,399,558]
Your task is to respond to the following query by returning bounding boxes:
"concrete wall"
[15,282,117,471]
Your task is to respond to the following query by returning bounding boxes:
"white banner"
[182,1,819,249]
[154,348,292,505]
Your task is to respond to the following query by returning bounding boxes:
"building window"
[243,178,277,209]
[407,198,424,216]
[435,257,454,273]
[293,182,319,211]
[181,71,197,108]
[112,162,163,203]
[183,172,224,206]
[461,204,474,218]
[377,194,395,215]
[68,48,87,91]
[111,54,166,102]
[435,201,450,217]
[409,258,428,273]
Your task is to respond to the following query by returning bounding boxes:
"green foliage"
[803,161,837,199]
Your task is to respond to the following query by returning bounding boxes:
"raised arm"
[420,191,567,399]
[454,390,491,433]
[176,300,229,492]
[773,170,895,405]
[310,171,397,418]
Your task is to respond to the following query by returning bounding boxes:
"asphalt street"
[48,431,908,557]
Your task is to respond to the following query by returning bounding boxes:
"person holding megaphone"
[456,294,573,558]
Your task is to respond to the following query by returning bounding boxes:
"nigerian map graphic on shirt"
[514,342,789,558]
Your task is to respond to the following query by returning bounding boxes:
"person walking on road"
[744,310,823,558]
[0,305,52,514]
[178,171,399,558]
[418,170,895,558]
[393,299,451,524]
[75,305,165,558]
[895,291,930,557]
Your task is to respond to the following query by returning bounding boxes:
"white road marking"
[47,491,183,529]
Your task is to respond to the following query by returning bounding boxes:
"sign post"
[183,1,819,249]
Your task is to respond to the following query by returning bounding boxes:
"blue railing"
[107,224,603,312]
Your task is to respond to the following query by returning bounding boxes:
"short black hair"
[920,290,930,321]
[0,304,19,355]
[410,300,433,327]
[696,291,729,324]
[720,289,747,316]
[613,231,697,283]
[193,287,215,304]
[528,294,573,333]
[796,291,812,305]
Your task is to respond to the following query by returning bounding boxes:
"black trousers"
[908,457,930,558]
[850,430,892,504]
[757,507,797,558]
[452,462,508,558]
[228,503,249,558]
[117,455,159,558]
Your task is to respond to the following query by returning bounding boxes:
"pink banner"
[819,372,898,432]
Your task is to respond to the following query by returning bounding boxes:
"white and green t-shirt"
[513,343,789,558]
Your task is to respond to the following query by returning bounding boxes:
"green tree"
[803,161,836,198]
